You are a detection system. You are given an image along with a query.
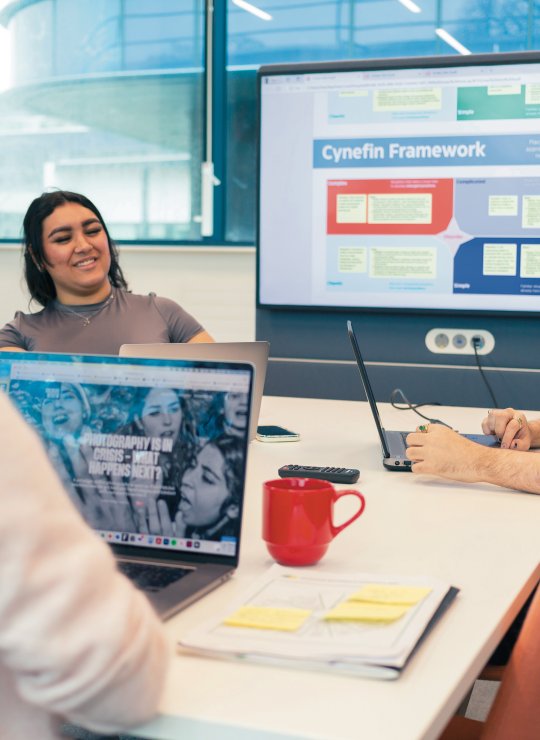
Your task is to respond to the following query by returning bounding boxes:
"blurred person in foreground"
[0,392,169,738]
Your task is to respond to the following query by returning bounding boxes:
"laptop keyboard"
[119,561,192,593]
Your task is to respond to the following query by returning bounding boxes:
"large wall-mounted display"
[258,52,540,314]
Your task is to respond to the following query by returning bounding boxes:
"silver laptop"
[120,341,269,441]
[0,351,253,620]
[347,321,499,471]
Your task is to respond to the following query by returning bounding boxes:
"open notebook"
[180,565,458,679]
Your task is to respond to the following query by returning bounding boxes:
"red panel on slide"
[326,178,453,235]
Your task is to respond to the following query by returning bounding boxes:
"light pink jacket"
[0,394,169,739]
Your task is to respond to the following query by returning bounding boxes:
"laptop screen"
[0,352,253,560]
[347,321,391,458]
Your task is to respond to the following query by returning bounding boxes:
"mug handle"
[331,490,366,537]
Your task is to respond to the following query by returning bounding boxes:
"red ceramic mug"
[262,477,366,566]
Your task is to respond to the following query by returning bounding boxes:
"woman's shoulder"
[3,306,48,330]
[14,305,48,320]
[116,291,180,312]
[114,290,202,342]
[0,305,54,350]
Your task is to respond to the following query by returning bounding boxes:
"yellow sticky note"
[324,602,409,623]
[223,605,311,632]
[349,584,432,606]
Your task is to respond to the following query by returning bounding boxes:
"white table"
[133,396,540,740]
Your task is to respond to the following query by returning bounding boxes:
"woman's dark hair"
[197,391,226,439]
[207,434,244,516]
[180,435,244,539]
[22,190,128,307]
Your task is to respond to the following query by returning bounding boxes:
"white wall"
[0,246,257,343]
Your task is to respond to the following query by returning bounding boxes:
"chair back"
[482,583,540,739]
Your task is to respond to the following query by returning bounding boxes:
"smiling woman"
[35,202,115,306]
[0,191,213,354]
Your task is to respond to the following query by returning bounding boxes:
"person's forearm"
[188,329,214,343]
[473,446,540,494]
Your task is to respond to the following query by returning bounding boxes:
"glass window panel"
[125,0,186,14]
[0,0,204,242]
[439,0,531,54]
[353,1,437,58]
[124,7,203,69]
[225,0,537,244]
[55,0,121,75]
[11,0,54,85]
[229,0,356,66]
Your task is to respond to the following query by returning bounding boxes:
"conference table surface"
[133,395,540,740]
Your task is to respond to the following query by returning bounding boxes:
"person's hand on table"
[481,408,531,450]
[406,424,487,483]
[407,419,540,495]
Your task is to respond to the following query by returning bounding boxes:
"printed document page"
[180,565,455,675]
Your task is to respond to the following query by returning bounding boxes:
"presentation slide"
[259,57,540,312]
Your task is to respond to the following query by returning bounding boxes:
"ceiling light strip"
[398,0,422,13]
[436,28,471,55]
[232,0,272,21]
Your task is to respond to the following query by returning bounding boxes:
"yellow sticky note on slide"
[324,602,409,623]
[223,606,311,631]
[349,584,432,606]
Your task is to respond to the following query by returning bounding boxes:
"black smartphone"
[256,425,301,442]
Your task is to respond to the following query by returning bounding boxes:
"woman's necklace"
[56,290,115,327]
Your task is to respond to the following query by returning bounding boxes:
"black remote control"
[278,465,360,484]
